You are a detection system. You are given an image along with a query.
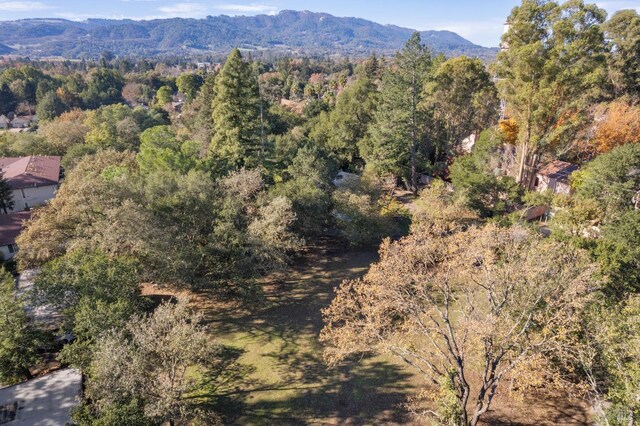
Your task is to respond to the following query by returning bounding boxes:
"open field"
[142,239,592,425]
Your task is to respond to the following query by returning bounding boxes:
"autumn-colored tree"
[593,101,640,153]
[321,224,596,426]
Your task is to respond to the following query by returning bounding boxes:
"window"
[7,244,14,254]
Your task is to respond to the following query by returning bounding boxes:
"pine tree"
[210,48,263,172]
[0,83,17,116]
[0,171,14,214]
[363,32,432,194]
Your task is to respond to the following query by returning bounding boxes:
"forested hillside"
[0,11,498,60]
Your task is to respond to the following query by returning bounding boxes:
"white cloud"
[158,2,209,17]
[0,1,52,11]
[215,3,278,15]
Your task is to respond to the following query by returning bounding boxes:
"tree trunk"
[22,367,33,380]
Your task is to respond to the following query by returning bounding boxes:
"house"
[0,115,10,129]
[9,116,30,129]
[0,211,30,259]
[534,160,579,195]
[0,369,82,425]
[0,156,61,212]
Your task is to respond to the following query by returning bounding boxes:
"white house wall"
[9,185,57,212]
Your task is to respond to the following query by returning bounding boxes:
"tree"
[154,85,173,107]
[33,250,141,369]
[495,0,608,188]
[79,299,220,425]
[210,48,263,171]
[176,73,204,103]
[0,170,14,214]
[0,83,17,115]
[593,101,640,153]
[596,210,640,296]
[0,268,44,384]
[38,109,89,156]
[321,224,596,426]
[573,143,640,221]
[36,90,66,122]
[449,129,523,217]
[362,32,433,194]
[603,9,640,100]
[424,56,499,158]
[137,126,197,174]
[82,68,125,109]
[310,74,379,169]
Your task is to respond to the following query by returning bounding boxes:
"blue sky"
[0,0,638,46]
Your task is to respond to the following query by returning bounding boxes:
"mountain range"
[0,10,498,61]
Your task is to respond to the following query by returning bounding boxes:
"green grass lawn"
[196,241,417,425]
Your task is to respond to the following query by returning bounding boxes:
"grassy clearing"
[142,239,592,425]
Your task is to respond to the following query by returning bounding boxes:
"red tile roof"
[0,156,61,190]
[0,211,31,246]
[537,160,579,182]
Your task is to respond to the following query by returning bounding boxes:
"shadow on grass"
[197,349,413,425]
[190,240,414,424]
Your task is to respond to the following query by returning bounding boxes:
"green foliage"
[210,48,264,172]
[0,268,45,385]
[79,299,220,425]
[154,85,173,107]
[0,83,17,115]
[596,210,640,296]
[604,9,640,100]
[176,72,204,102]
[332,176,404,246]
[573,143,640,221]
[363,32,433,193]
[137,126,197,174]
[450,130,523,217]
[495,0,609,185]
[270,145,336,236]
[35,90,66,121]
[310,75,378,169]
[82,67,125,109]
[34,250,141,369]
[424,55,499,159]
[84,104,166,151]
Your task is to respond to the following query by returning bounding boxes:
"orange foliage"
[499,118,519,145]
[594,101,640,153]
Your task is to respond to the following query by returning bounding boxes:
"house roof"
[537,160,579,182]
[0,156,61,189]
[0,211,31,246]
[0,115,10,124]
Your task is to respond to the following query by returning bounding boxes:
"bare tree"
[321,224,596,425]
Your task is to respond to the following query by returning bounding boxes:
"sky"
[0,0,638,47]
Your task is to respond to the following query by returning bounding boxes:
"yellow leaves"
[593,101,640,154]
[499,118,519,145]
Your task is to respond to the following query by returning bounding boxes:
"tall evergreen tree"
[0,171,14,214]
[494,0,608,188]
[603,9,640,100]
[210,48,263,172]
[362,32,432,194]
[0,83,17,116]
